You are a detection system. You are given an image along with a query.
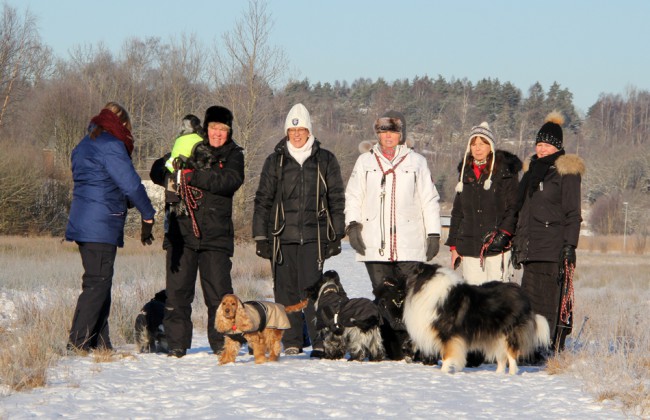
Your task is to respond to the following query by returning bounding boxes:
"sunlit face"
[378,131,401,149]
[207,122,230,148]
[287,127,310,148]
[535,142,559,158]
[470,136,491,161]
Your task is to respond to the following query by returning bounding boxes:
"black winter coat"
[163,139,244,255]
[252,138,345,246]
[513,153,584,263]
[446,150,522,257]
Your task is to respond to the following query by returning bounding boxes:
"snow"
[0,245,625,419]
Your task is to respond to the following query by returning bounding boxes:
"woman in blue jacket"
[66,102,155,352]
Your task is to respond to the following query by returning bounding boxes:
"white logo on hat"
[292,118,299,126]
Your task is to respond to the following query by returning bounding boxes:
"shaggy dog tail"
[534,314,552,349]
[284,299,309,313]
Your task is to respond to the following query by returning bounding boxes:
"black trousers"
[274,243,322,350]
[69,242,117,351]
[364,261,421,294]
[521,261,570,351]
[163,245,233,352]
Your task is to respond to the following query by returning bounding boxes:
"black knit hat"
[536,111,564,149]
[204,106,234,140]
[374,110,407,145]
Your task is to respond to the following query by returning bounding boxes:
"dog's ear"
[215,300,230,333]
[234,299,253,332]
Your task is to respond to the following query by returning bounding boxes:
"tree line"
[1,1,648,238]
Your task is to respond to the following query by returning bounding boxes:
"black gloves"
[486,230,512,254]
[426,234,440,260]
[256,239,272,260]
[325,238,342,259]
[346,222,366,256]
[560,244,576,266]
[141,220,154,245]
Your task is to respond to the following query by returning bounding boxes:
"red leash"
[178,171,203,238]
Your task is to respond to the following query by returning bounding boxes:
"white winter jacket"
[345,143,441,262]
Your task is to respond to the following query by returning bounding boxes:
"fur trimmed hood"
[523,154,585,176]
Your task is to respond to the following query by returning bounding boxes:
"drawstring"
[374,152,407,262]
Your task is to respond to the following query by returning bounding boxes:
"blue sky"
[13,0,650,112]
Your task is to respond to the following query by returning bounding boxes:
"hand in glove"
[141,220,155,246]
[325,238,342,259]
[255,239,272,260]
[176,169,194,185]
[426,234,440,260]
[560,244,576,267]
[486,230,512,254]
[345,222,366,256]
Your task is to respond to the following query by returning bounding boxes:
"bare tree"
[0,4,52,128]
[207,0,289,228]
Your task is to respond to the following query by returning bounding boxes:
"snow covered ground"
[0,244,625,419]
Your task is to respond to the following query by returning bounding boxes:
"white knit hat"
[284,103,313,135]
[455,122,496,193]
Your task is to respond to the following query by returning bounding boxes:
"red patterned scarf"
[90,109,134,156]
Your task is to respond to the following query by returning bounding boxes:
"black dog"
[374,277,438,365]
[134,290,168,353]
[306,270,385,361]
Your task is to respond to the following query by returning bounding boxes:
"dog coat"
[228,301,291,334]
[317,290,382,331]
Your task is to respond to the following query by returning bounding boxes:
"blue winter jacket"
[65,131,155,247]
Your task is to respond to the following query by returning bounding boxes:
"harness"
[225,300,269,335]
[373,151,408,261]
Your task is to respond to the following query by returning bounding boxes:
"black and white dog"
[401,263,550,374]
[134,290,168,353]
[306,270,385,361]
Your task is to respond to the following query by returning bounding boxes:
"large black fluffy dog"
[401,263,550,374]
[374,278,437,365]
[374,277,411,361]
[306,270,385,361]
[134,290,168,353]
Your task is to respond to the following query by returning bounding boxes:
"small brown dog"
[215,294,307,364]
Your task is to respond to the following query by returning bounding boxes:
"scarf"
[381,146,396,161]
[286,135,315,166]
[516,150,565,210]
[90,109,134,157]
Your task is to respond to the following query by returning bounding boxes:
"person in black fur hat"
[513,111,585,361]
[153,105,245,358]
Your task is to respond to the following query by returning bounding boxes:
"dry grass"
[0,235,647,417]
[0,235,271,393]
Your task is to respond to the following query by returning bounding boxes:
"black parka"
[513,153,584,263]
[163,139,244,255]
[446,150,522,257]
[252,138,345,245]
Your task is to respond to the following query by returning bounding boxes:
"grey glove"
[426,234,440,260]
[345,222,366,256]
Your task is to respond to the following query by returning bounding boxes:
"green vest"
[165,133,203,172]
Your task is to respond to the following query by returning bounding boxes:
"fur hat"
[284,103,313,135]
[374,110,407,145]
[455,122,496,193]
[536,111,564,149]
[204,106,234,140]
